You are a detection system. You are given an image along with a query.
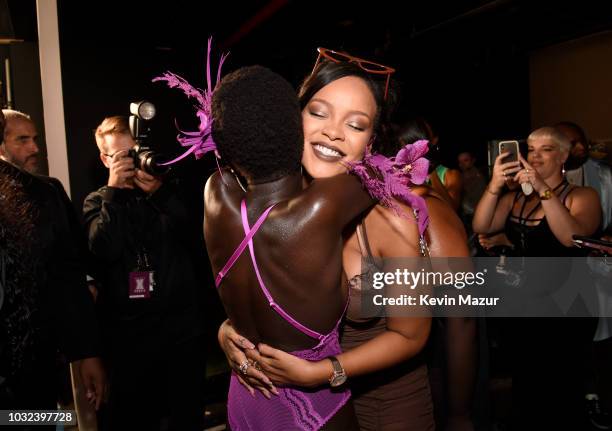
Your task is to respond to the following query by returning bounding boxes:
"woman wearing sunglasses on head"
[219,49,474,431]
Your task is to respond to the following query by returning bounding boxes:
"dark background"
[9,0,612,210]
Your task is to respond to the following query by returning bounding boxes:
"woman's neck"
[543,173,565,189]
[246,172,302,206]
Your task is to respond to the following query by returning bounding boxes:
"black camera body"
[128,101,169,176]
[128,144,168,176]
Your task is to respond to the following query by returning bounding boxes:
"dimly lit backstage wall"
[530,30,612,142]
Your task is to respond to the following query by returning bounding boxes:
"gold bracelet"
[486,186,501,196]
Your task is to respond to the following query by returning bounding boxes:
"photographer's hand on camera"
[134,168,162,195]
[490,151,521,193]
[108,150,135,189]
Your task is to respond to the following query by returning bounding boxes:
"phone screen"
[499,140,519,163]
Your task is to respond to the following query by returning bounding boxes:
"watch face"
[330,372,347,387]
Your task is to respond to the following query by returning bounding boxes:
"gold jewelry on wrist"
[539,189,552,200]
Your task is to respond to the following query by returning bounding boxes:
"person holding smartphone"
[473,127,600,253]
[472,126,602,428]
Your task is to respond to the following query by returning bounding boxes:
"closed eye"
[309,111,326,118]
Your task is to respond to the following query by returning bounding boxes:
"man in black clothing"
[0,110,105,412]
[83,116,205,430]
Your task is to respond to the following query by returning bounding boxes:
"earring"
[366,135,376,155]
[562,164,566,176]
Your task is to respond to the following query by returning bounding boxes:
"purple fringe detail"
[153,37,228,166]
[346,139,430,235]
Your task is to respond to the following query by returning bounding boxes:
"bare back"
[204,170,373,352]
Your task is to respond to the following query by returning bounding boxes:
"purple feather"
[153,37,228,166]
[346,141,431,235]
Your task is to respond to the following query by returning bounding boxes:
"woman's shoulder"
[565,184,601,206]
[362,185,466,256]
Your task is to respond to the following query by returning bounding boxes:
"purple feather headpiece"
[152,37,229,166]
[346,139,430,235]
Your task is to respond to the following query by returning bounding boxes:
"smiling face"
[301,76,377,178]
[527,136,568,179]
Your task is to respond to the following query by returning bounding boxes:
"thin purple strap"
[214,203,275,288]
[240,200,326,341]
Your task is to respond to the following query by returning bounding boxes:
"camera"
[127,144,168,176]
[128,101,169,176]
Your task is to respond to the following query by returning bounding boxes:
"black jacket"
[0,160,100,407]
[83,182,203,341]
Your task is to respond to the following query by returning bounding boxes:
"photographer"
[83,116,205,430]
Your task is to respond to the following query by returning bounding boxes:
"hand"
[249,343,330,388]
[478,233,513,250]
[79,357,106,410]
[490,152,521,192]
[513,155,547,194]
[134,169,162,195]
[217,320,277,398]
[107,150,135,189]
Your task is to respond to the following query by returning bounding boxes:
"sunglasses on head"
[312,47,396,100]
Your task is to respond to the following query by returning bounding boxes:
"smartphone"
[499,140,519,163]
[572,235,612,254]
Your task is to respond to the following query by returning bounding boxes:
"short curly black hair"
[212,65,303,182]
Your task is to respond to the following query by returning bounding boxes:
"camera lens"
[139,151,169,176]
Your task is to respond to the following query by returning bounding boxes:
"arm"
[303,173,375,232]
[472,152,521,234]
[514,155,601,246]
[83,188,131,261]
[247,196,466,388]
[425,195,477,428]
[539,188,600,246]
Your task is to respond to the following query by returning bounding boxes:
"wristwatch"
[327,356,347,387]
[539,188,553,200]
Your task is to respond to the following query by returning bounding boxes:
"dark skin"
[221,186,476,431]
[204,168,374,430]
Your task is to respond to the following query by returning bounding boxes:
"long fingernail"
[271,386,279,396]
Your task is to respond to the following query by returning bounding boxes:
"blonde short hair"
[528,126,571,153]
[94,116,131,152]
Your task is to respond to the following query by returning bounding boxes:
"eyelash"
[309,110,365,131]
